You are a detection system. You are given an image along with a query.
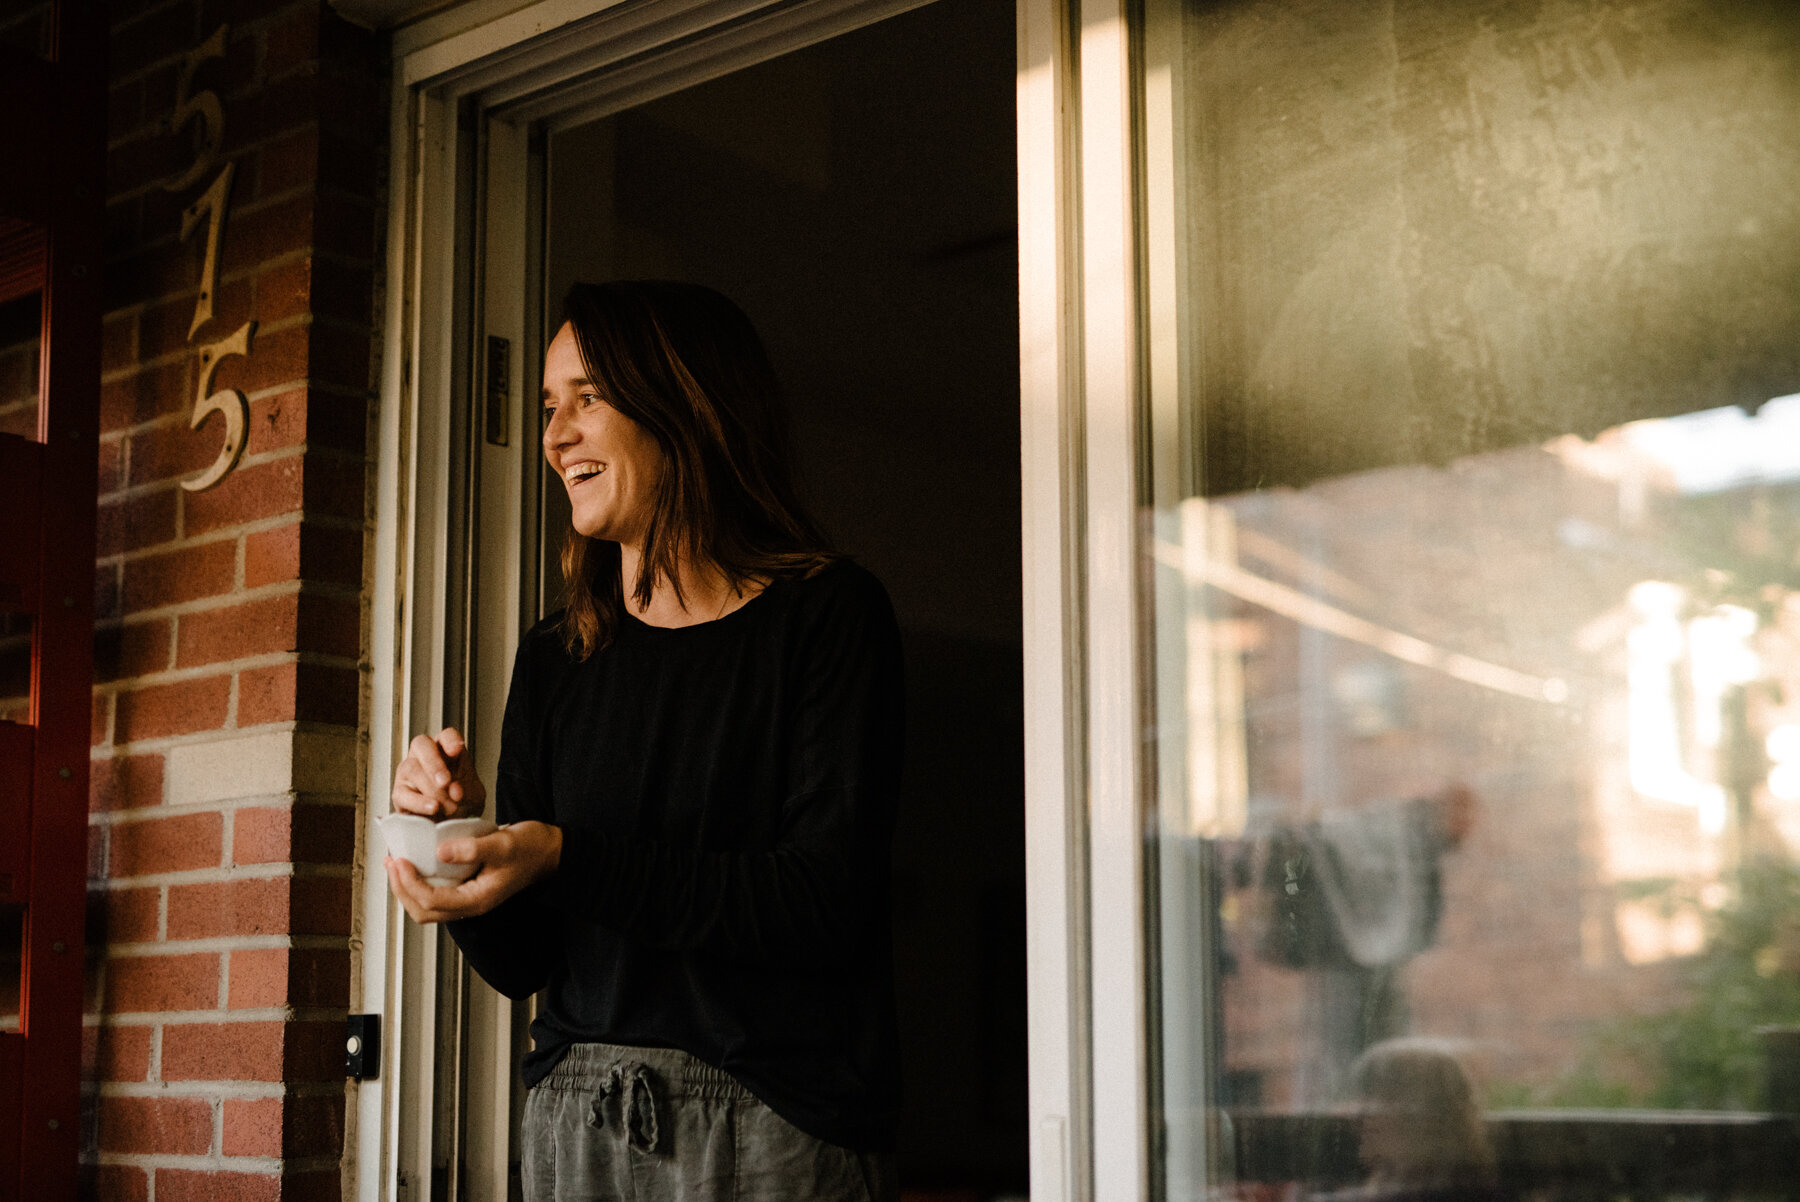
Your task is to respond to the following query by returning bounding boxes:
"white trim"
[460,113,533,1202]
[361,5,1115,1202]
[398,0,634,88]
[354,80,463,1202]
[1078,0,1150,1198]
[1019,0,1089,1197]
[503,0,939,129]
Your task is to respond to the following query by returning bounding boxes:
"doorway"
[537,0,1026,1193]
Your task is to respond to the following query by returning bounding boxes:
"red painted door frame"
[0,3,105,1198]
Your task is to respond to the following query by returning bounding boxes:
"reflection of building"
[1179,405,1800,1105]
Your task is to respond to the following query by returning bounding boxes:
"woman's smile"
[541,322,663,546]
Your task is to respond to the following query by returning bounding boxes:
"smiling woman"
[385,280,903,1202]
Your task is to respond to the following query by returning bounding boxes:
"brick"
[265,6,322,70]
[107,2,196,78]
[298,593,359,659]
[154,1169,281,1202]
[106,244,205,315]
[283,1020,345,1081]
[95,565,121,623]
[237,661,357,727]
[161,1019,284,1081]
[255,128,319,201]
[96,489,179,558]
[222,1096,282,1157]
[90,751,166,812]
[88,822,108,881]
[233,805,355,868]
[221,66,320,152]
[231,806,288,864]
[108,810,223,876]
[113,674,230,742]
[228,947,349,1010]
[310,256,373,327]
[98,434,124,494]
[308,319,372,394]
[182,455,303,537]
[218,196,314,279]
[94,618,173,683]
[102,313,139,375]
[308,390,370,455]
[91,1165,149,1202]
[302,453,364,521]
[313,191,376,269]
[284,1092,347,1159]
[212,321,308,398]
[240,387,309,458]
[255,256,311,324]
[278,1169,343,1202]
[108,130,183,198]
[300,522,364,587]
[104,952,220,1013]
[291,874,353,934]
[121,540,236,613]
[100,358,190,433]
[92,692,112,748]
[93,1022,154,1083]
[225,947,287,1010]
[167,877,289,940]
[139,279,253,363]
[98,1095,213,1155]
[243,522,300,588]
[176,594,298,668]
[103,885,162,943]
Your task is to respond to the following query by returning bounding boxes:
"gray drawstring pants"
[520,1043,898,1202]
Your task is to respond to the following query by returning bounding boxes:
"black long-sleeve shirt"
[447,560,904,1151]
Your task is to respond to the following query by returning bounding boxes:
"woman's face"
[541,322,665,547]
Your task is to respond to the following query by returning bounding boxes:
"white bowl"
[377,814,498,886]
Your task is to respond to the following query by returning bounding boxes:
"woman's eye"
[580,392,601,407]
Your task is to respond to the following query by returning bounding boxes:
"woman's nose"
[543,402,574,450]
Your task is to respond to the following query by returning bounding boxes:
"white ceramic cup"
[376,813,498,886]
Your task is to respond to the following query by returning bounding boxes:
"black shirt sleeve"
[549,568,903,962]
[445,639,565,999]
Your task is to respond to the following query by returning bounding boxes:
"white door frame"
[355,0,1150,1198]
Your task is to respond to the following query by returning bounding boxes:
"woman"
[1334,1038,1499,1202]
[385,281,903,1202]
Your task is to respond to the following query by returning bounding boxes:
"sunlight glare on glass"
[1621,393,1800,494]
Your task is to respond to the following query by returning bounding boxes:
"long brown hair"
[553,281,836,658]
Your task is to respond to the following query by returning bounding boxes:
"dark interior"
[543,0,1027,1191]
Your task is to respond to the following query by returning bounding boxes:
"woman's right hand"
[391,727,488,819]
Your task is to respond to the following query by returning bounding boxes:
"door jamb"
[358,2,1107,1200]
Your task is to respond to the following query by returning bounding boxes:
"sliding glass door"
[1135,2,1800,1198]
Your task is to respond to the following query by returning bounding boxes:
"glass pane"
[1140,3,1800,1200]
[0,290,41,443]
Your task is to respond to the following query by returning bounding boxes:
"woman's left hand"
[385,820,563,924]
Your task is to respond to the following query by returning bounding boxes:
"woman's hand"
[392,727,488,819]
[384,821,563,924]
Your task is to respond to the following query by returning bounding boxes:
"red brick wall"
[77,2,383,1197]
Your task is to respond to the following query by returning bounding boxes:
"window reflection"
[1154,398,1800,1195]
[1139,1,1800,1193]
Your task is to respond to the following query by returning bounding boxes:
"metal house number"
[167,24,256,493]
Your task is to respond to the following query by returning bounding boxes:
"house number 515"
[167,24,255,493]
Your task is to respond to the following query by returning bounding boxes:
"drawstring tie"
[587,1062,661,1153]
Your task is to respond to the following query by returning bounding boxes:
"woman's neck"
[617,543,757,628]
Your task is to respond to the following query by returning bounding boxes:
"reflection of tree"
[1517,858,1800,1109]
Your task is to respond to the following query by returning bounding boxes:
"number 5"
[182,320,256,493]
[163,24,228,195]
